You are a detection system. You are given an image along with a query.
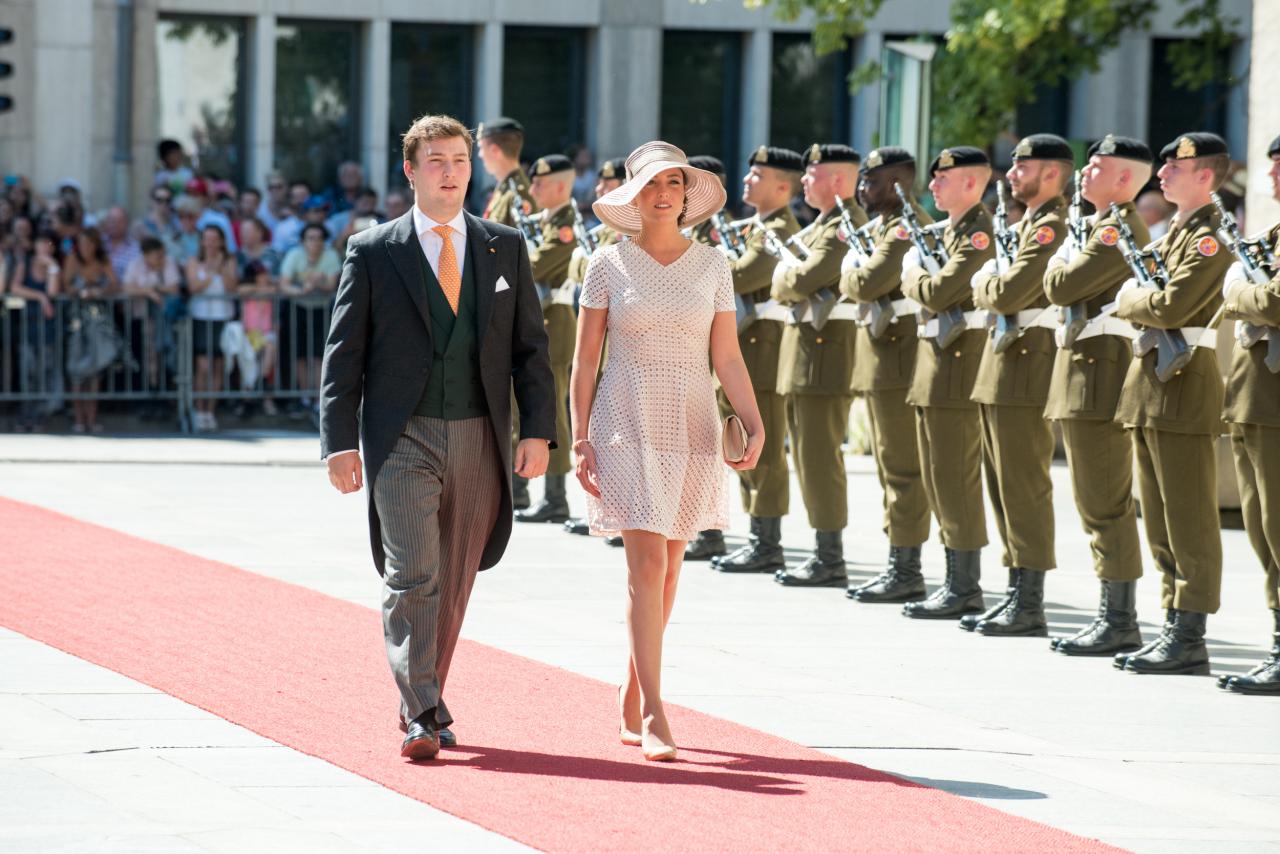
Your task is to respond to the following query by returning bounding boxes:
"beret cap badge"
[938,149,955,169]
[1176,136,1196,159]
[809,143,822,164]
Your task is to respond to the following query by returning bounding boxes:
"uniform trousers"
[375,416,502,726]
[1132,425,1222,614]
[719,387,789,517]
[1231,422,1280,610]
[865,387,930,547]
[787,393,853,531]
[915,405,988,551]
[979,403,1056,570]
[1060,418,1143,582]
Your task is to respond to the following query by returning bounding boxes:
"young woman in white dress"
[570,142,764,761]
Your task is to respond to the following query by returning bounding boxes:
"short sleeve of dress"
[712,251,735,312]
[579,252,610,309]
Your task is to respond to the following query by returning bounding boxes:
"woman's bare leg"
[621,529,676,753]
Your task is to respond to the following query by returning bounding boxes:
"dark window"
[274,20,362,192]
[1148,38,1231,149]
[502,27,587,162]
[155,15,248,184]
[770,33,851,153]
[389,24,474,190]
[1015,81,1071,140]
[662,30,744,182]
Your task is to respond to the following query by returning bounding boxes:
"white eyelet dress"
[578,240,736,540]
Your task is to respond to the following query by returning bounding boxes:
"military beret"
[862,146,914,173]
[1159,132,1228,161]
[687,155,726,176]
[531,154,573,176]
[748,145,804,172]
[1268,135,1280,158]
[477,117,523,138]
[598,157,626,180]
[928,146,989,174]
[1011,133,1073,162]
[803,144,861,167]
[1086,134,1153,164]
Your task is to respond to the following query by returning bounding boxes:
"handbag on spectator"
[66,302,135,382]
[722,413,748,464]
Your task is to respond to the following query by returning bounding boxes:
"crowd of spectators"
[0,140,405,434]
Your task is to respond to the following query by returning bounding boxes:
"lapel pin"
[489,247,496,253]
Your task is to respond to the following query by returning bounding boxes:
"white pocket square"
[494,276,510,293]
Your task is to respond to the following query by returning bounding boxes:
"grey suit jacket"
[319,209,557,575]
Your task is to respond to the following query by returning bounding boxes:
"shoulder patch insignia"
[1034,225,1055,245]
[1098,226,1119,247]
[895,224,909,241]
[970,231,990,250]
[1197,235,1219,257]
[836,226,849,243]
[558,226,575,244]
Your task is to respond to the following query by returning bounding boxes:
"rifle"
[1058,171,1090,347]
[569,203,597,256]
[1211,191,1280,373]
[1109,203,1192,382]
[506,177,542,247]
[840,214,901,339]
[756,218,838,330]
[894,182,966,347]
[988,181,1021,353]
[711,210,748,259]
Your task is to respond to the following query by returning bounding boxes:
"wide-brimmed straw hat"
[591,141,727,236]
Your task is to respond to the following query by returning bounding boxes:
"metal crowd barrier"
[0,293,333,433]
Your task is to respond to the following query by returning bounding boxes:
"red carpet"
[0,497,1123,853]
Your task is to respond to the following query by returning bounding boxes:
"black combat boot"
[960,567,1017,632]
[1224,610,1280,695]
[775,530,846,587]
[1114,608,1174,670]
[514,475,570,523]
[902,548,984,619]
[563,517,590,535]
[1051,580,1106,651]
[977,568,1048,637]
[512,475,530,511]
[1122,610,1210,675]
[685,529,727,560]
[1058,580,1143,656]
[714,517,785,573]
[849,546,926,603]
[604,535,624,547]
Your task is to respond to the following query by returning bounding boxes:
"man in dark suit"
[320,114,556,760]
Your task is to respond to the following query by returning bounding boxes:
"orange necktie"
[432,224,460,314]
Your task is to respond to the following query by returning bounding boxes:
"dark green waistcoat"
[413,237,489,419]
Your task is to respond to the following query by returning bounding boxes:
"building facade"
[0,0,1260,213]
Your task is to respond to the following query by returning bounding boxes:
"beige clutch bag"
[722,414,748,463]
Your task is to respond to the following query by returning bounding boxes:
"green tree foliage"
[752,0,1241,147]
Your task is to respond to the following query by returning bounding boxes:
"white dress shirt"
[325,205,470,463]
[413,205,468,281]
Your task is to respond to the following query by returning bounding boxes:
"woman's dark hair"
[196,224,228,263]
[301,222,329,243]
[140,236,165,254]
[74,227,108,264]
[158,139,183,162]
[34,229,62,261]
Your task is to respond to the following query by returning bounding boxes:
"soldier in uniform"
[514,154,579,524]
[684,154,734,561]
[1218,133,1280,694]
[840,147,933,602]
[965,135,1072,636]
[772,143,863,587]
[899,147,995,619]
[1043,135,1154,657]
[477,117,540,509]
[563,157,626,538]
[477,117,536,229]
[1112,132,1233,675]
[711,145,804,574]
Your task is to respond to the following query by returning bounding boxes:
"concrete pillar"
[852,30,882,154]
[362,17,390,199]
[739,27,770,166]
[1246,0,1279,229]
[32,0,95,203]
[246,13,276,190]
[474,22,503,123]
[592,24,661,160]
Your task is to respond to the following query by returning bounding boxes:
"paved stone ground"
[1,431,1278,853]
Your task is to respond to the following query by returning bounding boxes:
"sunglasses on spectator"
[153,193,172,203]
[268,183,285,190]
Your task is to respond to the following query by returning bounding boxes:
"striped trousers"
[374,416,502,726]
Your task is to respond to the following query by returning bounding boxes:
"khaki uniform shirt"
[483,167,536,230]
[733,206,800,392]
[1223,221,1280,428]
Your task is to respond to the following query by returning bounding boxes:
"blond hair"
[401,114,473,164]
